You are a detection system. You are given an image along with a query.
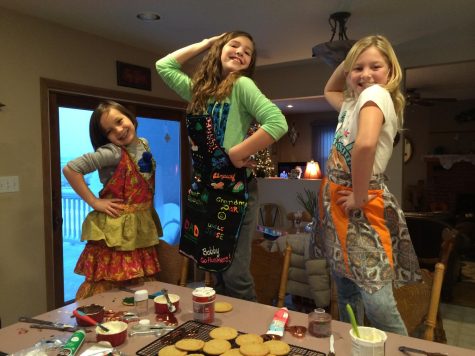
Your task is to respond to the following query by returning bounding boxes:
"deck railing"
[62,191,92,243]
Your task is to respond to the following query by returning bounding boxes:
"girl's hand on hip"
[336,190,375,216]
[91,198,124,218]
[230,154,256,169]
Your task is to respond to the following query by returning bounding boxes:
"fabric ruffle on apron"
[318,168,421,293]
[180,114,248,272]
[76,145,162,292]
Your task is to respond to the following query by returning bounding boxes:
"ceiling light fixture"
[137,12,160,21]
[286,104,294,108]
[312,12,356,68]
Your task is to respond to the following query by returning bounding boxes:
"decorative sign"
[116,61,151,91]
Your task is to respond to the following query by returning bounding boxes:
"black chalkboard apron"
[179,114,248,272]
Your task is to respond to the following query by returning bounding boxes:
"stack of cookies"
[158,326,291,356]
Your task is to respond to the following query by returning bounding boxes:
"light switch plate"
[0,176,20,193]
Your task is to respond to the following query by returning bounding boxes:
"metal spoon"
[161,289,177,313]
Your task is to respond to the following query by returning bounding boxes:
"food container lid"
[139,319,150,326]
[192,287,216,302]
[134,289,149,302]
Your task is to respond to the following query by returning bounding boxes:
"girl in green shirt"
[156,31,287,300]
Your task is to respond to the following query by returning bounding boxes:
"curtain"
[311,123,336,176]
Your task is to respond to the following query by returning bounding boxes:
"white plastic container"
[134,289,149,316]
[349,326,387,356]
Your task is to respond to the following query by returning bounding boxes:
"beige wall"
[0,7,179,326]
[1,5,474,327]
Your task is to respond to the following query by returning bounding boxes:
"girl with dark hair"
[63,100,162,299]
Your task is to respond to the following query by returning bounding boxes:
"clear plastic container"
[134,289,149,316]
[308,308,332,337]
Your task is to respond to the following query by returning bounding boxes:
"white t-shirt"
[331,85,397,174]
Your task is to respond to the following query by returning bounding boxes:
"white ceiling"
[1,0,474,113]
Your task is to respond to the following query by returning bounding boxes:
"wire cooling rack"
[136,320,325,356]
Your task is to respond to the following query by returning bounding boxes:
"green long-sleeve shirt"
[156,56,288,152]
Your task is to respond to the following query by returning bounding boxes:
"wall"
[0,7,180,327]
[403,99,475,210]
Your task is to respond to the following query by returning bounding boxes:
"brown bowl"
[75,304,105,326]
[154,294,180,314]
[96,321,128,347]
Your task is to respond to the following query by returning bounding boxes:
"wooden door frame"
[40,78,187,309]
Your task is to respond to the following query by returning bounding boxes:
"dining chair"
[156,241,184,285]
[179,257,213,287]
[250,239,292,307]
[329,263,447,342]
[394,263,446,342]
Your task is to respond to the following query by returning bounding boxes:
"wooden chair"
[179,256,213,287]
[394,263,446,342]
[250,240,292,307]
[156,239,214,287]
[329,263,447,342]
[156,241,184,285]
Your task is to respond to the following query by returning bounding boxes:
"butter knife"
[399,346,448,356]
[328,334,335,356]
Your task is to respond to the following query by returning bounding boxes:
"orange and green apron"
[75,142,162,299]
[180,114,248,272]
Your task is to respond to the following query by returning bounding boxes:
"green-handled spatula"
[346,303,360,338]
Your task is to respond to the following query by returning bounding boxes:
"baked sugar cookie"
[202,339,232,355]
[215,301,233,313]
[209,326,238,340]
[235,334,263,346]
[175,338,205,352]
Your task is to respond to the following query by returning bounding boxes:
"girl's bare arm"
[324,62,346,112]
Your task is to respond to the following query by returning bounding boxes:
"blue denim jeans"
[214,179,258,301]
[333,274,408,336]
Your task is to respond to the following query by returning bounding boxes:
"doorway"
[42,79,187,307]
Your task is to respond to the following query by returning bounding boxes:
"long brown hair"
[343,35,406,129]
[188,31,257,114]
[89,101,138,150]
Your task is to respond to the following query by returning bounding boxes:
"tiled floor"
[440,303,475,350]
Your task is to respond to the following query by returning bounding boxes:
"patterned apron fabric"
[318,169,421,293]
[75,144,162,299]
[180,114,248,272]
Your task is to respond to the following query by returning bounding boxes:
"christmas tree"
[248,122,276,177]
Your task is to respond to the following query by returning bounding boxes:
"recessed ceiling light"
[137,12,160,21]
[286,104,294,108]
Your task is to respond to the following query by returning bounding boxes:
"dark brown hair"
[188,31,257,114]
[89,101,138,150]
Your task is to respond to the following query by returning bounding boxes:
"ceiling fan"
[405,88,457,106]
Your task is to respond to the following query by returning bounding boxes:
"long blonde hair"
[188,31,257,115]
[343,35,406,129]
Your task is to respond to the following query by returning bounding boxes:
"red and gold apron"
[75,142,162,299]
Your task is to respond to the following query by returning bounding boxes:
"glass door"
[49,93,185,304]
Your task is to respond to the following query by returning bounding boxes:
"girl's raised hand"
[91,198,124,218]
[204,33,225,48]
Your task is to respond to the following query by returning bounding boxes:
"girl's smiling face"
[347,46,390,96]
[220,36,254,77]
[100,108,136,146]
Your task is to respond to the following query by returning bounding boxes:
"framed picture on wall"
[116,61,151,91]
